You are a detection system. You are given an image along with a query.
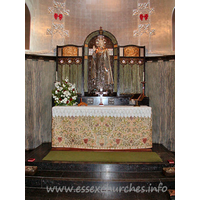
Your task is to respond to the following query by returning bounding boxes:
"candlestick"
[56,71,58,82]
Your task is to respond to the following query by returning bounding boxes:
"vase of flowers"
[52,77,78,106]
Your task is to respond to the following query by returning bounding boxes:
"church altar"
[52,106,152,150]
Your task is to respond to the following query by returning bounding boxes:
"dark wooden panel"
[146,55,175,62]
[25,54,56,61]
[24,54,174,63]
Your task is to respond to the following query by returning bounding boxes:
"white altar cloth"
[52,106,151,118]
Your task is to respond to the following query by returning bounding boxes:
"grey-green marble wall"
[119,64,143,94]
[145,60,175,151]
[25,59,56,150]
[57,64,82,94]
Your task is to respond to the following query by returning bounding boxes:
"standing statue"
[90,35,114,94]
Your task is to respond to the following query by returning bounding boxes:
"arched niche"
[83,28,118,95]
[25,3,31,50]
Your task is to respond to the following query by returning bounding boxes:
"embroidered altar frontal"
[52,106,152,150]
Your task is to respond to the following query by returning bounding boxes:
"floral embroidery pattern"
[52,116,152,149]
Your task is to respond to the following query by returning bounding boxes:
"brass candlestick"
[140,81,146,99]
[133,81,146,106]
[134,99,140,107]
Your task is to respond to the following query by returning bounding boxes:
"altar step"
[25,143,175,173]
[25,187,173,200]
[25,143,175,199]
[26,170,175,189]
[25,170,174,200]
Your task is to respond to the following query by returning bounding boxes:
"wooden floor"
[25,143,175,200]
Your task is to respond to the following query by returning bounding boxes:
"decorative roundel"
[60,59,64,64]
[138,59,143,65]
[121,59,126,64]
[130,60,134,64]
[75,59,80,64]
[67,59,72,64]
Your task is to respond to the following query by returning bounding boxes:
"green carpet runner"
[43,151,162,163]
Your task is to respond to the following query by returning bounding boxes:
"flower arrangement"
[52,77,78,106]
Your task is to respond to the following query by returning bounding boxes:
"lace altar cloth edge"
[52,106,152,118]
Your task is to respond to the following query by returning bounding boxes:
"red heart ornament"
[144,14,148,20]
[116,139,120,144]
[140,14,148,21]
[54,13,58,20]
[58,137,62,142]
[84,139,88,144]
[140,14,143,21]
[100,143,104,146]
[143,138,147,143]
[59,14,63,20]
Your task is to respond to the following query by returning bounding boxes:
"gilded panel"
[63,46,78,56]
[124,46,139,57]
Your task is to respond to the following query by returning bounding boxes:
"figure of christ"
[91,35,114,94]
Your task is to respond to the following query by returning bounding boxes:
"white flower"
[55,82,60,88]
[52,78,78,106]
[72,84,76,89]
[64,91,70,96]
